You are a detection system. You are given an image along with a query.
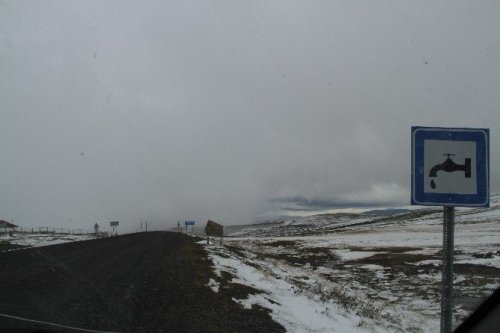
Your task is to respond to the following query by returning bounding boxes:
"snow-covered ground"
[0,233,96,252]
[204,196,500,332]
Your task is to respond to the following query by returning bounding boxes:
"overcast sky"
[1,1,499,233]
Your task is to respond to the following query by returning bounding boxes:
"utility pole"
[145,220,148,232]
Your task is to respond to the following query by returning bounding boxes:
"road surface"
[0,232,284,332]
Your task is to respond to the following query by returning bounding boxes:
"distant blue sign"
[411,127,489,207]
[185,220,195,226]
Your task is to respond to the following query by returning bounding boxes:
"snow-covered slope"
[206,195,500,332]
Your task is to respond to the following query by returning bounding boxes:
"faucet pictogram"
[429,154,471,189]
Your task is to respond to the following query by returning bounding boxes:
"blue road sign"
[184,220,195,226]
[411,127,489,207]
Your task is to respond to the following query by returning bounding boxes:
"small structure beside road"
[205,220,224,245]
[0,220,18,235]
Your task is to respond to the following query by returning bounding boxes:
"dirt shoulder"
[0,232,284,333]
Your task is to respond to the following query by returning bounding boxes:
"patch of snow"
[209,250,369,332]
[206,278,219,293]
[335,250,378,261]
[404,248,437,255]
[417,273,442,282]
[236,293,367,333]
[359,264,385,271]
[414,260,441,266]
[207,244,439,332]
[455,257,500,269]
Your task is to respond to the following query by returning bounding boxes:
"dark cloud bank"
[1,1,499,233]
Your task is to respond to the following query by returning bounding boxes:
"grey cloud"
[1,1,499,233]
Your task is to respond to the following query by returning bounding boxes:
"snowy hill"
[226,195,500,238]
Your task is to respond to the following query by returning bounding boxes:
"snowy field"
[205,196,500,332]
[0,233,96,252]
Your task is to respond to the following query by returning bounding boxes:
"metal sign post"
[411,127,489,333]
[184,221,195,233]
[110,221,119,236]
[441,206,455,333]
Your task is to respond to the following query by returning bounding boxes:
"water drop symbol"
[430,179,436,189]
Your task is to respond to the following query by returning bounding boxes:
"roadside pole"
[441,206,455,333]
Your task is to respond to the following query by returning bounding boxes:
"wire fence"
[3,227,94,236]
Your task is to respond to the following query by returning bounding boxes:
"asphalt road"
[0,232,284,333]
